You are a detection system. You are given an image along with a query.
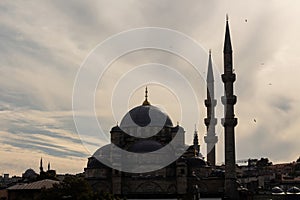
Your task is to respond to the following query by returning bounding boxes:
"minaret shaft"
[204,51,218,166]
[222,19,239,199]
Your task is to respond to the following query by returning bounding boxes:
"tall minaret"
[204,50,218,166]
[221,16,239,199]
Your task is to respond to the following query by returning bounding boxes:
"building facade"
[84,92,221,199]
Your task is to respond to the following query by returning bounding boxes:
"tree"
[36,175,122,200]
[36,175,95,200]
[256,158,272,167]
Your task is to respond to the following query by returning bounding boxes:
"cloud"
[271,96,292,113]
[0,109,95,174]
[0,0,300,175]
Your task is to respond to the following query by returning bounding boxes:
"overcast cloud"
[0,0,299,175]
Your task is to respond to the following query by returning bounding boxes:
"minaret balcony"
[221,73,236,82]
[204,135,218,144]
[204,99,217,107]
[204,118,217,126]
[221,118,238,127]
[221,95,237,105]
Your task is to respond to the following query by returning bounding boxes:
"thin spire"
[48,162,50,171]
[207,49,214,82]
[193,125,199,146]
[40,157,43,173]
[193,125,199,157]
[224,15,232,53]
[142,86,150,105]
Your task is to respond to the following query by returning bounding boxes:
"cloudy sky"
[0,0,300,175]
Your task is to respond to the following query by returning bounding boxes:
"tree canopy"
[256,158,272,167]
[36,175,121,200]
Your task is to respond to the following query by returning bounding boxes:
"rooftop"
[7,179,59,190]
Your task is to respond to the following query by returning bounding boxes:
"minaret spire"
[204,50,218,166]
[48,162,50,171]
[221,17,239,199]
[207,49,214,82]
[142,86,150,106]
[224,16,232,55]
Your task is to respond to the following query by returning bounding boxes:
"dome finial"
[142,86,150,106]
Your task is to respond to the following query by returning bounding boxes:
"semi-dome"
[87,156,109,169]
[129,140,163,153]
[89,144,112,168]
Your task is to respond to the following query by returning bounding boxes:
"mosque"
[84,18,239,199]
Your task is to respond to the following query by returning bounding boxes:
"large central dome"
[120,88,173,128]
[120,104,173,128]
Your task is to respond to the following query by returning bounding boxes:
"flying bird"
[254,119,256,123]
[245,19,248,22]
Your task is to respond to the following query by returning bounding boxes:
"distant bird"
[261,63,265,65]
[268,83,272,86]
[245,19,248,22]
[254,119,257,123]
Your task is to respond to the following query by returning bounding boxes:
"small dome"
[120,105,173,128]
[272,186,284,194]
[287,186,300,194]
[22,169,38,179]
[186,157,207,167]
[129,140,163,153]
[111,125,122,132]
